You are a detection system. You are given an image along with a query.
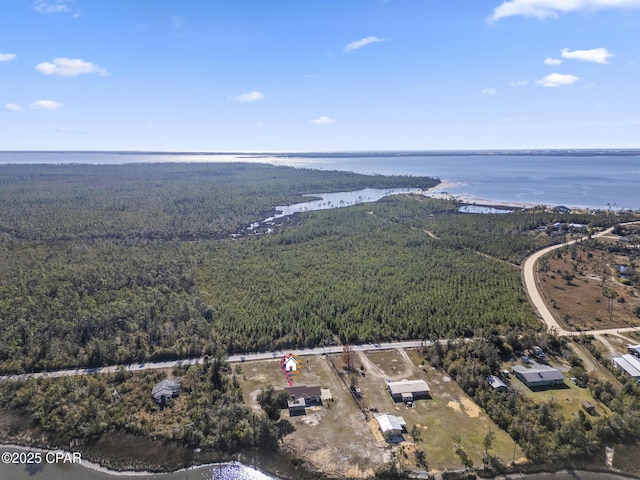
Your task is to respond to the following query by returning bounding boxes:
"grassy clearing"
[409,357,520,470]
[238,349,532,473]
[356,349,522,471]
[505,357,612,420]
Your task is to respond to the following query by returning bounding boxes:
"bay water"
[1,151,639,479]
[1,152,639,210]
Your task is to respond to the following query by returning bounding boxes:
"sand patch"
[345,465,376,478]
[447,400,462,413]
[368,419,385,442]
[459,398,481,418]
[301,413,321,426]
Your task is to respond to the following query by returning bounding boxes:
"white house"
[376,414,407,437]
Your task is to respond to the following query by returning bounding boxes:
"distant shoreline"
[2,149,640,157]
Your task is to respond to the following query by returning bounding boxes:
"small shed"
[487,375,507,392]
[581,401,596,416]
[320,388,333,402]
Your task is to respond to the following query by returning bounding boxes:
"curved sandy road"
[521,223,640,338]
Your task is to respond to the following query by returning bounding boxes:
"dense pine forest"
[1,163,636,373]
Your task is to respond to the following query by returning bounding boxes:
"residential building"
[274,384,322,415]
[512,364,564,388]
[387,379,430,402]
[376,414,407,438]
[487,375,507,392]
[151,379,181,404]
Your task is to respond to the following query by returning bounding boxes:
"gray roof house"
[512,365,564,389]
[151,379,181,404]
[387,379,430,402]
[487,375,508,392]
[275,384,322,415]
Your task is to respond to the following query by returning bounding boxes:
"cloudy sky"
[1,0,639,151]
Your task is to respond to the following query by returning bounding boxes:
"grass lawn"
[358,349,522,471]
[238,349,528,473]
[506,360,612,420]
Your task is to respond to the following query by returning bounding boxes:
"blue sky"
[1,0,639,151]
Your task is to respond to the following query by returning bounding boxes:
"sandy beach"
[423,180,541,210]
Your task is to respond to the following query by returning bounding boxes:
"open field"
[360,349,520,471]
[537,238,640,332]
[238,349,523,474]
[512,371,613,420]
[237,355,384,478]
[402,350,522,471]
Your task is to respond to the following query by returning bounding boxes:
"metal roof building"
[487,375,508,392]
[376,414,407,436]
[512,365,564,388]
[612,354,640,381]
[387,379,430,402]
[627,345,640,357]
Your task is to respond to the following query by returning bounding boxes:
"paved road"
[3,222,638,382]
[521,222,640,338]
[0,340,432,382]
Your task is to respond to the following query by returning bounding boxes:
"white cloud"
[310,115,335,126]
[509,80,529,86]
[489,0,640,21]
[561,47,614,64]
[4,103,22,111]
[481,88,497,95]
[344,36,385,53]
[0,53,16,62]
[231,91,265,102]
[35,58,108,77]
[34,0,80,16]
[536,73,580,87]
[30,100,63,110]
[544,57,563,66]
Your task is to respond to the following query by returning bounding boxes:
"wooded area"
[0,163,635,373]
[424,336,640,465]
